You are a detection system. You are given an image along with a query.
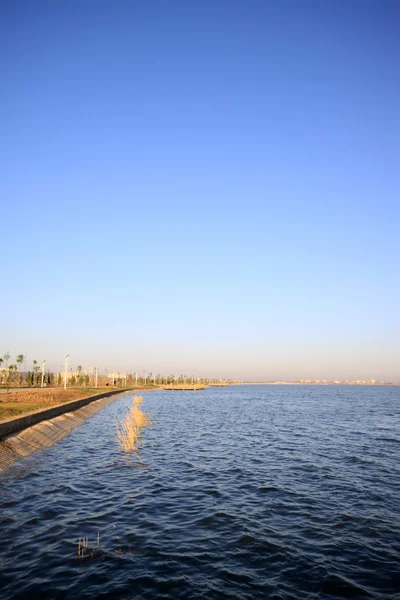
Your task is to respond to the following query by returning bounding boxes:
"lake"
[0,385,399,599]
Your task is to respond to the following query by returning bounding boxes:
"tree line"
[1,352,229,389]
[0,353,57,388]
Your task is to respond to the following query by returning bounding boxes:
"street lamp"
[64,354,69,390]
[41,360,46,388]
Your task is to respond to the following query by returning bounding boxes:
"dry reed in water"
[133,395,143,405]
[116,407,139,452]
[78,532,101,559]
[116,399,150,452]
[131,405,150,427]
[78,537,89,558]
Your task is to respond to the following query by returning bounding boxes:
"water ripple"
[0,386,399,599]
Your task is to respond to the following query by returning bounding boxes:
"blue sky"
[1,1,399,380]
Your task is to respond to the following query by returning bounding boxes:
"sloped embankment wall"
[0,391,128,472]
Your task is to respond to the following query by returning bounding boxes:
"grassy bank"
[0,388,110,420]
[0,385,161,421]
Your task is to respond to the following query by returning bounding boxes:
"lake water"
[0,385,399,599]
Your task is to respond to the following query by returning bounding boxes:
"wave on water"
[0,386,399,599]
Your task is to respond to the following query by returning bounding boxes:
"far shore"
[232,382,399,386]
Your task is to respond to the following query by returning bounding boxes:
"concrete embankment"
[0,388,132,440]
[0,389,132,472]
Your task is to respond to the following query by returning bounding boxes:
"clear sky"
[1,0,399,381]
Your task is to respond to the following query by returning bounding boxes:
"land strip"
[0,386,159,421]
[162,384,206,390]
[0,386,160,438]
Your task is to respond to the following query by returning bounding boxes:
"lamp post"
[64,354,69,390]
[41,360,46,388]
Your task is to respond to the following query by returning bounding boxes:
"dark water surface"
[1,385,399,599]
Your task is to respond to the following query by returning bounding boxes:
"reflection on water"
[0,386,399,599]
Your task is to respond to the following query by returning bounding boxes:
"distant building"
[108,372,126,378]
[108,372,127,384]
[55,371,82,381]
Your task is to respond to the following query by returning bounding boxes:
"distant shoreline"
[232,382,399,386]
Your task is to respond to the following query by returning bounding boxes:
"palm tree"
[6,364,17,390]
[33,360,39,386]
[77,365,83,386]
[16,354,25,386]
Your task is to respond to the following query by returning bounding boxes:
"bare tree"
[3,352,10,368]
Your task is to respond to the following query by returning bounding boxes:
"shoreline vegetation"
[0,353,231,390]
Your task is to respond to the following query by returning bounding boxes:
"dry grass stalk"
[78,537,89,557]
[133,395,143,405]
[131,405,150,427]
[77,532,101,559]
[116,409,139,452]
[116,401,150,453]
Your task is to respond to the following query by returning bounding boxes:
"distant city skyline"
[0,346,397,384]
[1,1,399,379]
